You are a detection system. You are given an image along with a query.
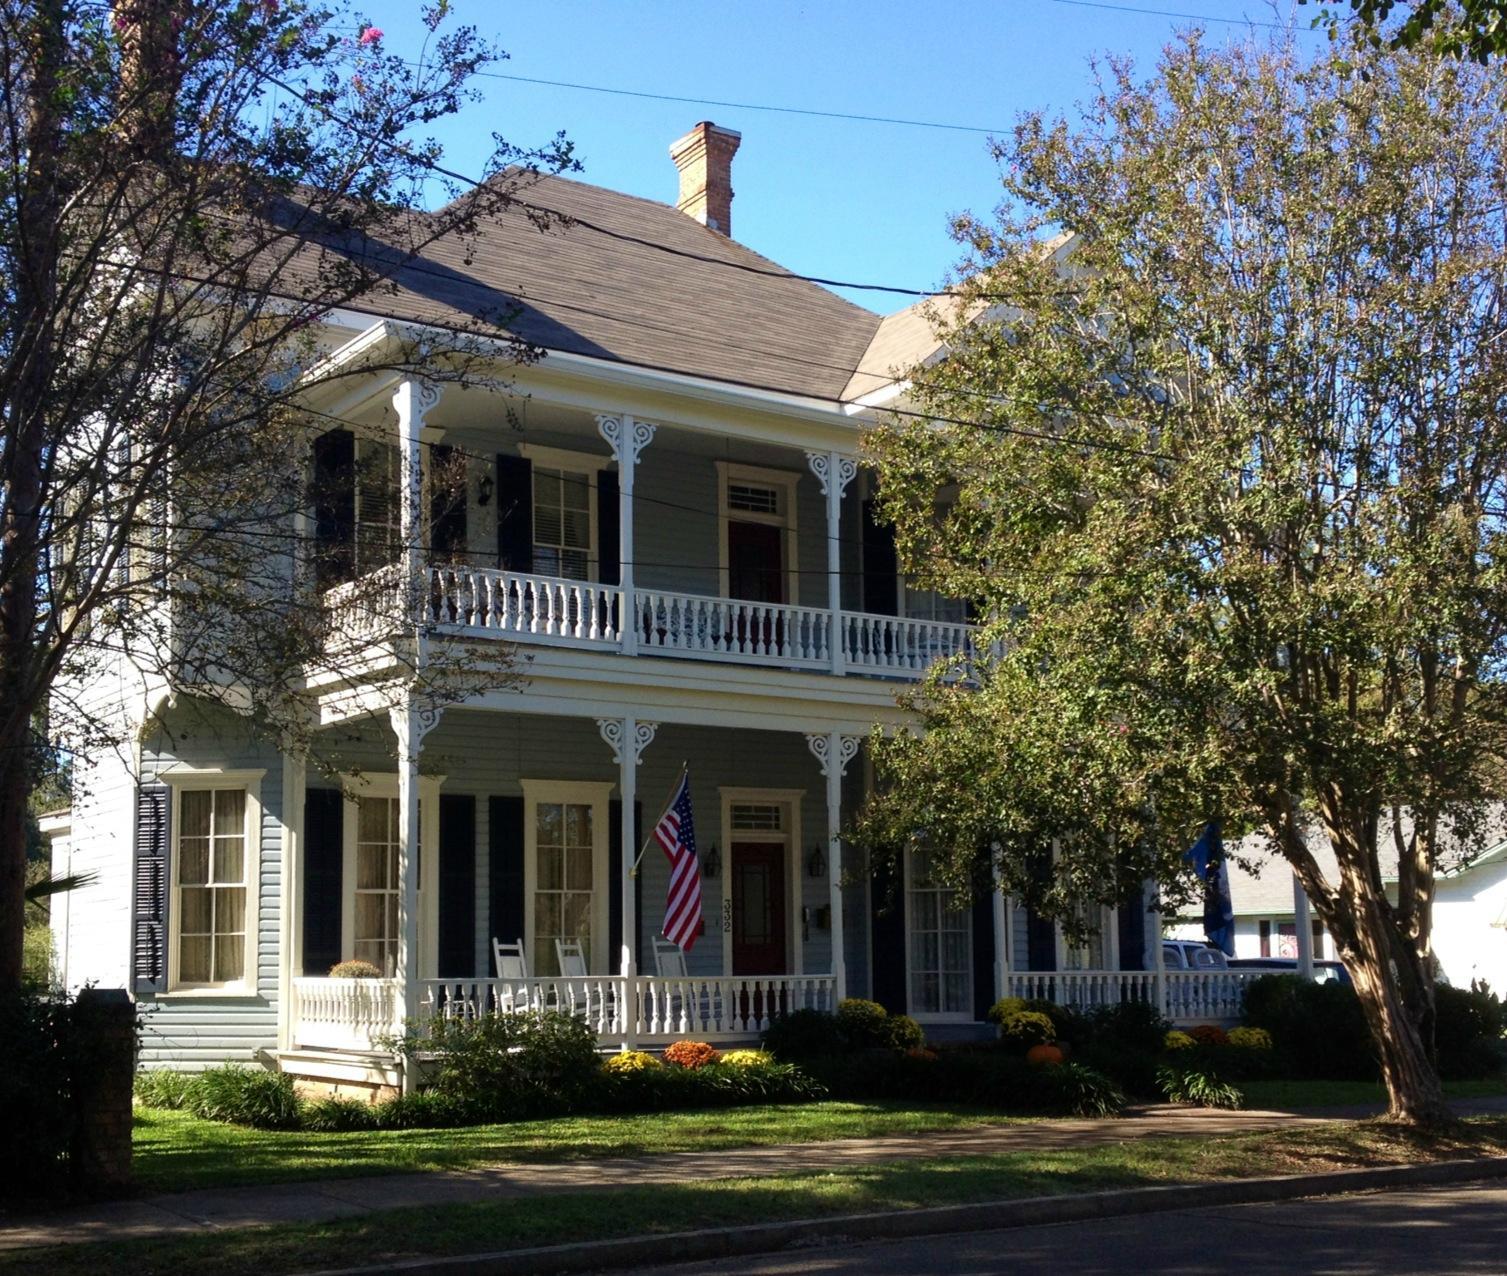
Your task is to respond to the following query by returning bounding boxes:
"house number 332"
[722,899,733,933]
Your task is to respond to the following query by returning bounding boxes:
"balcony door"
[727,521,785,604]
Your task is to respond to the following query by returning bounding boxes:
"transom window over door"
[176,788,248,985]
[354,795,402,975]
[533,466,593,580]
[908,846,971,1017]
[534,800,595,975]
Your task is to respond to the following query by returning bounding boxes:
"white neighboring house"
[1169,831,1507,991]
[44,122,1248,1088]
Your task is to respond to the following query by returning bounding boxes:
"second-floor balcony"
[425,564,977,678]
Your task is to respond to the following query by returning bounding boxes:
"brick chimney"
[669,122,741,236]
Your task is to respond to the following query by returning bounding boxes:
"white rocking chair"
[651,935,716,1031]
[554,937,612,1023]
[491,937,530,1014]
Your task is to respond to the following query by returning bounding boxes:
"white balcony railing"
[1004,968,1267,1024]
[416,565,976,679]
[290,976,403,1052]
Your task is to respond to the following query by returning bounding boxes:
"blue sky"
[357,0,1322,313]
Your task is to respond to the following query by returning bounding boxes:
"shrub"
[835,999,892,1050]
[1158,1062,1243,1109]
[762,1008,847,1061]
[413,1010,601,1119]
[1434,981,1507,1080]
[135,1068,195,1110]
[187,1066,302,1130]
[1243,975,1376,1080]
[719,1049,773,1067]
[329,959,383,978]
[1187,1024,1230,1048]
[1084,1000,1171,1056]
[1164,1031,1196,1051]
[604,1050,661,1074]
[302,1097,378,1132]
[1023,999,1086,1047]
[663,1040,721,1069]
[1043,1061,1126,1117]
[987,997,1028,1025]
[596,1057,825,1112]
[884,1014,925,1050]
[0,990,76,1199]
[998,1010,1057,1048]
[1076,1039,1162,1099]
[1228,1026,1273,1051]
[372,1092,474,1129]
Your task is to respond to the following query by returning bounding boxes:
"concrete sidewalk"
[2,1100,1499,1254]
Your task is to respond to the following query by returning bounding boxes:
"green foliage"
[603,1050,661,1074]
[834,999,892,1049]
[407,1011,602,1120]
[187,1067,302,1131]
[595,1059,825,1113]
[761,1008,849,1060]
[1308,0,1507,63]
[987,997,1028,1025]
[1084,1001,1172,1057]
[1158,1062,1244,1109]
[1243,976,1378,1081]
[135,1069,195,1111]
[0,991,76,1199]
[302,1098,379,1133]
[1433,981,1507,1079]
[858,31,1507,1118]
[998,1010,1057,1048]
[884,1014,925,1050]
[372,1093,475,1130]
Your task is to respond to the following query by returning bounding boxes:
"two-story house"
[48,122,1247,1090]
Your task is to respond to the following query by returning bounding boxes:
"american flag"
[654,769,703,951]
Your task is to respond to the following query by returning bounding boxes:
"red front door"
[731,842,787,976]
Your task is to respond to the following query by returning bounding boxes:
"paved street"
[620,1181,1507,1275]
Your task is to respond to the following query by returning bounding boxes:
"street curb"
[304,1154,1507,1276]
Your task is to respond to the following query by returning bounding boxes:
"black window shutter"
[869,853,906,1013]
[302,788,344,976]
[1026,905,1056,972]
[1118,892,1148,972]
[132,783,172,994]
[495,455,533,572]
[438,795,477,977]
[598,471,620,586]
[861,497,899,616]
[488,796,526,953]
[311,429,355,591]
[971,890,995,1020]
[430,444,468,561]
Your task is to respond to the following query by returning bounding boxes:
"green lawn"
[13,1118,1507,1276]
[1240,1077,1507,1111]
[132,1101,1029,1194]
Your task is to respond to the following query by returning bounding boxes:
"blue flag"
[1184,822,1236,956]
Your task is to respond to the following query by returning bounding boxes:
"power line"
[1036,0,1315,31]
[468,69,1008,137]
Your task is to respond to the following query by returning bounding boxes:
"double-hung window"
[354,437,401,576]
[906,845,971,1017]
[522,781,611,977]
[533,466,593,580]
[353,795,402,975]
[168,771,262,991]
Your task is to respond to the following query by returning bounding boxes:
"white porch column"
[1153,885,1168,1017]
[596,414,657,656]
[598,716,657,1047]
[392,378,443,631]
[992,862,1009,1006]
[1293,872,1315,978]
[806,451,858,675]
[276,748,308,1052]
[389,699,442,1089]
[807,731,861,1002]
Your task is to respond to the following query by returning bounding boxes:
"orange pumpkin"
[1026,1042,1065,1067]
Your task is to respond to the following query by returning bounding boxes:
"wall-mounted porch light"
[807,844,826,878]
[701,844,721,880]
[477,474,495,507]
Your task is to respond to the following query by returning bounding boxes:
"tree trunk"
[1336,882,1452,1125]
[0,748,28,990]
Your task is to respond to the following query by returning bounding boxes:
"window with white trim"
[534,799,595,975]
[175,787,249,986]
[533,466,593,580]
[353,795,403,975]
[907,846,971,1017]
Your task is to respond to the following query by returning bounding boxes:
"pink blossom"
[358,26,383,45]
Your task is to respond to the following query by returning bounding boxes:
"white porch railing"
[417,564,977,679]
[290,976,403,1051]
[427,565,623,645]
[840,611,976,675]
[290,969,1258,1052]
[631,590,833,669]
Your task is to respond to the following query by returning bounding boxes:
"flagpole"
[630,762,688,875]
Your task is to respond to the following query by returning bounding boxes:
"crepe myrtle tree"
[858,34,1507,1125]
[1305,0,1507,64]
[0,0,575,991]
